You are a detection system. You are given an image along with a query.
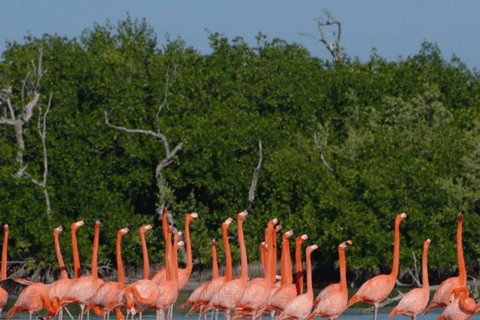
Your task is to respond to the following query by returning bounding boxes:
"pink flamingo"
[200,211,249,320]
[91,227,129,320]
[346,213,407,320]
[187,218,234,317]
[276,244,318,320]
[60,220,104,320]
[151,212,199,290]
[0,224,10,317]
[116,225,159,320]
[232,218,278,320]
[308,240,353,320]
[5,282,61,320]
[180,238,219,316]
[265,230,297,317]
[388,239,431,320]
[424,213,466,314]
[437,287,475,320]
[295,235,309,296]
[48,222,85,320]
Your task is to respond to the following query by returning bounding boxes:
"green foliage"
[1,16,480,275]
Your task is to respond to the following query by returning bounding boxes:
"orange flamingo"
[200,210,249,320]
[232,218,278,320]
[388,239,431,320]
[48,222,85,320]
[151,212,199,290]
[0,224,10,317]
[5,281,61,320]
[91,227,129,320]
[116,225,159,320]
[179,238,219,317]
[436,287,475,320]
[265,230,297,317]
[308,240,353,320]
[295,235,308,296]
[424,213,466,314]
[187,218,234,317]
[60,220,104,320]
[276,244,318,320]
[346,213,407,320]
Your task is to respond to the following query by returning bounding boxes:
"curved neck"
[212,242,218,279]
[457,217,466,283]
[305,249,313,297]
[140,230,150,280]
[71,225,81,279]
[390,217,402,278]
[116,231,125,285]
[223,225,232,281]
[422,243,429,292]
[54,230,68,280]
[184,216,193,274]
[2,228,8,281]
[237,216,248,280]
[339,247,347,293]
[295,237,305,295]
[91,224,100,279]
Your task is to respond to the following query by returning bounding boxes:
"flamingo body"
[6,282,60,320]
[436,288,475,320]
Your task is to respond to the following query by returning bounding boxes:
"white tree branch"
[247,139,263,209]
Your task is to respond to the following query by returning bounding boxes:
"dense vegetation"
[1,16,480,279]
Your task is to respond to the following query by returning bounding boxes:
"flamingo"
[265,230,297,318]
[5,282,61,320]
[179,238,219,317]
[388,239,431,320]
[436,287,475,320]
[295,235,309,296]
[48,222,85,320]
[231,218,278,320]
[0,224,10,317]
[151,212,199,290]
[200,210,249,320]
[276,244,318,320]
[187,218,234,317]
[114,225,159,320]
[60,220,104,320]
[346,213,407,320]
[424,213,466,314]
[90,227,129,320]
[308,240,353,320]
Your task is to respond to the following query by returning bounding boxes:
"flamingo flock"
[0,211,477,320]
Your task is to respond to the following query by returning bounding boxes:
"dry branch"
[313,131,334,174]
[247,139,263,210]
[299,9,344,63]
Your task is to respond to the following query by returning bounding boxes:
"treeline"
[1,16,480,277]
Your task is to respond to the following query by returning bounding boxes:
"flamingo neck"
[91,224,100,279]
[165,230,173,281]
[457,217,466,283]
[295,237,305,295]
[172,234,180,287]
[184,216,193,274]
[212,242,218,279]
[266,226,275,285]
[237,217,248,280]
[116,231,125,286]
[260,243,266,277]
[1,228,8,281]
[223,225,232,281]
[390,216,402,279]
[140,230,150,280]
[162,209,168,242]
[305,249,313,298]
[71,225,81,279]
[421,242,429,293]
[280,234,292,285]
[339,247,347,293]
[54,230,68,280]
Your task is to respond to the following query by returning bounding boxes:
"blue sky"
[2,1,479,70]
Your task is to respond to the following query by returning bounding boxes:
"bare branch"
[300,9,344,63]
[313,131,335,173]
[247,139,263,210]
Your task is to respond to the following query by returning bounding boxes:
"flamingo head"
[190,213,199,219]
[224,217,234,227]
[400,213,407,219]
[301,234,308,241]
[120,227,129,234]
[95,220,103,226]
[458,212,464,222]
[54,225,64,234]
[212,238,217,245]
[3,224,8,231]
[145,225,153,231]
[177,241,185,247]
[237,210,248,220]
[272,218,279,225]
[286,230,294,237]
[306,244,318,254]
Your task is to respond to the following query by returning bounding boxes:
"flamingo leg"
[373,304,378,320]
[65,307,75,320]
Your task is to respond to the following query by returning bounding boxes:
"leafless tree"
[105,69,185,256]
[246,139,263,210]
[300,9,345,63]
[0,52,53,215]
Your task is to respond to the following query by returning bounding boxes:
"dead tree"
[0,52,53,215]
[299,9,345,63]
[105,70,184,256]
[246,139,263,211]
